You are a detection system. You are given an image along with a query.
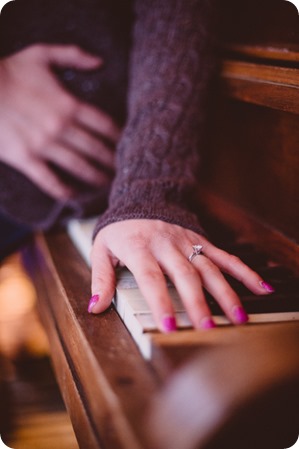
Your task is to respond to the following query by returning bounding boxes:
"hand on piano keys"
[89,219,277,333]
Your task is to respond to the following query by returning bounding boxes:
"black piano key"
[257,266,293,281]
[218,244,270,269]
[205,284,299,315]
[241,294,299,314]
[206,294,299,316]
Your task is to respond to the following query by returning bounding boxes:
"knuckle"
[69,44,80,53]
[174,262,196,278]
[200,258,218,276]
[67,45,82,59]
[221,284,236,298]
[128,235,149,251]
[27,44,44,57]
[46,99,78,136]
[61,95,78,117]
[227,254,242,268]
[139,268,163,284]
[101,116,118,136]
[43,114,64,137]
[93,272,114,290]
[32,44,54,62]
[28,129,48,151]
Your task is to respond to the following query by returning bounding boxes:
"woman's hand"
[0,44,120,198]
[90,220,274,332]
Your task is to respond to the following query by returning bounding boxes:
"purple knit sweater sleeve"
[94,0,215,238]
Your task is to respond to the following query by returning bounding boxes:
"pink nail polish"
[200,317,216,330]
[232,305,248,324]
[259,281,275,293]
[88,294,99,313]
[162,315,177,333]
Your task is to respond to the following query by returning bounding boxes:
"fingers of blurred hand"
[0,123,71,198]
[202,244,272,295]
[60,124,115,171]
[0,45,120,197]
[76,103,121,144]
[23,158,74,199]
[90,239,117,313]
[158,244,215,329]
[40,44,102,70]
[46,143,112,186]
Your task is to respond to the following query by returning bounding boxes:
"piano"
[24,2,299,448]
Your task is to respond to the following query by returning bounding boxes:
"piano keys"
[67,216,299,358]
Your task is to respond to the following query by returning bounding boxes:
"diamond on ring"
[188,244,203,262]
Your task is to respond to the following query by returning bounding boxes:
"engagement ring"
[188,244,203,263]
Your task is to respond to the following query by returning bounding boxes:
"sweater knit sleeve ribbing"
[93,0,215,238]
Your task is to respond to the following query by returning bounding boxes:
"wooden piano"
[24,2,299,448]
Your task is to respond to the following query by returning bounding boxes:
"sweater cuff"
[93,207,205,241]
[93,179,206,239]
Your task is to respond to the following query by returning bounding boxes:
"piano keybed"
[67,217,299,358]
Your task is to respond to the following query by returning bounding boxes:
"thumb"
[89,243,116,314]
[43,44,102,70]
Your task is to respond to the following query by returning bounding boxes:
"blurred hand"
[90,220,274,332]
[0,44,121,198]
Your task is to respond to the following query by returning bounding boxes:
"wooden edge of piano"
[23,7,299,449]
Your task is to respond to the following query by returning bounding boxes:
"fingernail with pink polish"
[200,317,216,330]
[232,305,248,324]
[259,281,275,293]
[88,294,99,313]
[162,315,177,333]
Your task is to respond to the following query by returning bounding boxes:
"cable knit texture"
[0,0,215,234]
[94,0,215,237]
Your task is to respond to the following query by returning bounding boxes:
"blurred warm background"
[0,251,79,449]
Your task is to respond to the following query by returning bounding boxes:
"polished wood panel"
[198,190,299,275]
[202,100,299,244]
[223,43,299,63]
[221,60,299,114]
